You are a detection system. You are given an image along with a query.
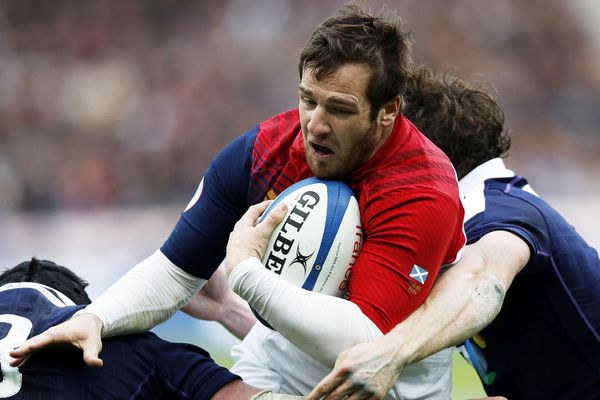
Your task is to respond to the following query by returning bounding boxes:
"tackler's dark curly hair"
[0,258,92,305]
[404,67,511,179]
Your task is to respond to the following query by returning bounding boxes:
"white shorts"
[231,323,453,400]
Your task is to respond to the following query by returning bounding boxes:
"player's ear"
[379,96,400,127]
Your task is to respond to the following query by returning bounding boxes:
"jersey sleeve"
[348,189,465,333]
[160,126,259,279]
[465,201,543,249]
[153,338,241,400]
[464,184,548,273]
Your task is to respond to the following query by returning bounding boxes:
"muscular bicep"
[474,230,531,292]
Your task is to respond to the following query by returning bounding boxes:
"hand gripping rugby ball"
[260,177,363,297]
[254,178,363,328]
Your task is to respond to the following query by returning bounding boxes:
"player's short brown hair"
[299,4,413,120]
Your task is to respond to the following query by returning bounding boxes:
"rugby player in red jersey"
[12,6,464,399]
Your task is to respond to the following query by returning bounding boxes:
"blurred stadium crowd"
[1,0,599,212]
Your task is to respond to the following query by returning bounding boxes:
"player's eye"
[329,106,354,116]
[333,108,351,114]
[300,96,316,106]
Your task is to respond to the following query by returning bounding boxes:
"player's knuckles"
[233,219,245,230]
[53,324,78,340]
[348,376,380,398]
[349,379,368,392]
[256,200,272,212]
[334,363,356,378]
[32,330,57,346]
[248,203,265,218]
[265,210,281,225]
[247,203,261,213]
[261,217,280,235]
[271,203,287,219]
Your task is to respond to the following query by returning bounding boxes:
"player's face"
[299,63,393,179]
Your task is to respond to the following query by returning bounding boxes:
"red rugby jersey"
[251,109,465,333]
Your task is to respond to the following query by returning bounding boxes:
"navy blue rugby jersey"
[458,159,600,400]
[0,283,239,400]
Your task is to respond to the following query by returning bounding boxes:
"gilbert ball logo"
[264,189,319,275]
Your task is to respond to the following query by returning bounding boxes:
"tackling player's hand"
[225,200,287,277]
[307,337,404,400]
[9,312,104,368]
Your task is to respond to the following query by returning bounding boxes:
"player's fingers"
[82,338,104,368]
[257,202,287,234]
[311,372,380,400]
[8,353,30,368]
[8,327,66,367]
[9,343,32,362]
[328,380,365,400]
[9,329,58,362]
[76,316,105,368]
[237,201,273,228]
[348,393,378,400]
[321,380,361,400]
[307,373,347,400]
[346,385,381,400]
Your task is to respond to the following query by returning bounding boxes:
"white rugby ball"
[260,178,363,298]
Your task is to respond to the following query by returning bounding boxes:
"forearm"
[229,258,382,367]
[80,250,206,337]
[387,253,505,366]
[183,292,255,339]
[217,292,257,339]
[181,262,257,340]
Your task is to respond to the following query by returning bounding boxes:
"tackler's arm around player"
[306,232,529,400]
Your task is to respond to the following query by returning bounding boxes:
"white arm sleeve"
[79,250,206,337]
[228,257,382,367]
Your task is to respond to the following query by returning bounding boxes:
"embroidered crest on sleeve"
[409,265,429,284]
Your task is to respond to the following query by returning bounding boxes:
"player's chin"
[311,167,340,180]
[308,160,347,180]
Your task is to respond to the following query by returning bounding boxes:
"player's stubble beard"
[304,119,382,180]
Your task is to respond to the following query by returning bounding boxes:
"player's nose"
[306,106,332,136]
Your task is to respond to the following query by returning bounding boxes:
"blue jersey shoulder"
[465,176,599,276]
[461,176,600,398]
[465,177,549,253]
